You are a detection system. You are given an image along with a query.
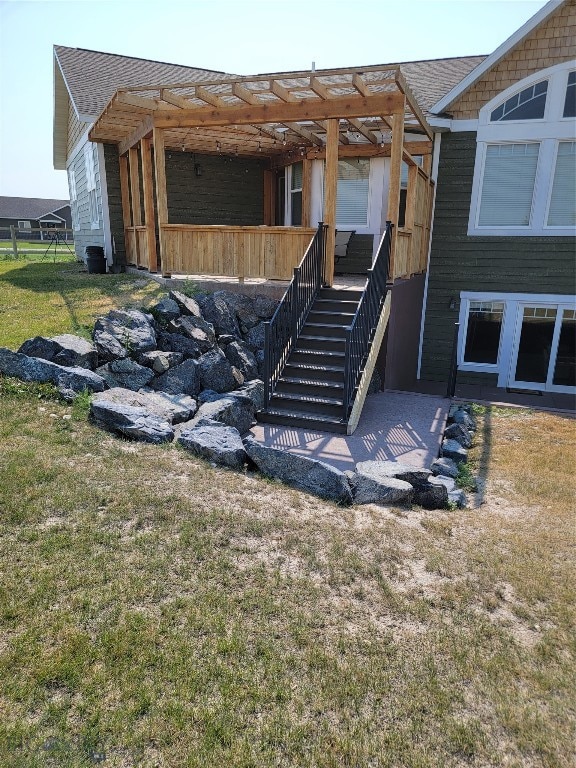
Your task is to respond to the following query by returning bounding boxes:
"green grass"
[0,259,575,766]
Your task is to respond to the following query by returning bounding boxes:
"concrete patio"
[249,390,449,472]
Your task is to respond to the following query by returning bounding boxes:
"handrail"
[342,221,393,418]
[263,222,327,409]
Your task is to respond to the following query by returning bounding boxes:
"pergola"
[89,64,434,284]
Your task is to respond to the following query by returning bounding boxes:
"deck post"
[386,100,406,280]
[140,137,158,272]
[152,127,170,276]
[323,118,338,286]
[128,146,141,267]
[118,155,132,229]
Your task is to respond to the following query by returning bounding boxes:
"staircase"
[258,287,363,433]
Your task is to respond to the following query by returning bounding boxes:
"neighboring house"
[0,196,71,239]
[419,0,575,398]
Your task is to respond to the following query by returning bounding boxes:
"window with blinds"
[478,143,539,227]
[547,141,576,226]
[290,162,302,226]
[336,158,369,226]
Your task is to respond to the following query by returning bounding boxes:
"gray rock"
[138,350,184,373]
[96,358,154,391]
[169,290,202,318]
[167,316,216,353]
[92,329,129,362]
[156,331,201,359]
[413,476,449,510]
[198,389,225,404]
[93,309,156,357]
[350,463,414,506]
[244,321,266,352]
[217,334,238,346]
[193,394,256,435]
[231,366,245,388]
[178,422,247,469]
[90,400,174,443]
[253,294,278,319]
[244,436,353,505]
[197,348,237,393]
[448,489,467,508]
[450,408,477,431]
[0,347,107,393]
[216,291,260,333]
[255,349,265,377]
[150,297,181,323]
[18,334,97,370]
[224,340,259,380]
[444,422,473,448]
[441,438,468,465]
[356,460,431,487]
[200,294,240,336]
[95,387,196,424]
[430,457,459,479]
[434,475,456,493]
[151,358,200,397]
[234,379,264,411]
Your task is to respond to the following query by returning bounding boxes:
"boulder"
[198,389,225,404]
[197,348,237,393]
[224,340,259,380]
[0,348,107,393]
[450,407,477,431]
[192,394,256,435]
[169,290,202,318]
[216,291,260,333]
[151,358,200,397]
[412,476,449,510]
[92,329,129,362]
[444,422,472,448]
[441,438,468,465]
[94,387,196,424]
[18,334,97,370]
[216,334,238,347]
[356,460,431,487]
[231,366,244,388]
[150,297,181,323]
[138,350,184,373]
[433,474,456,493]
[156,331,202,359]
[178,421,247,469]
[430,457,459,479]
[96,358,154,391]
[167,316,216,353]
[93,309,156,357]
[350,462,414,506]
[448,488,467,508]
[253,294,278,320]
[234,379,264,411]
[200,294,240,337]
[90,400,174,443]
[244,436,352,505]
[244,321,266,352]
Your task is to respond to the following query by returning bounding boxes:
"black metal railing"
[342,221,393,419]
[263,222,327,409]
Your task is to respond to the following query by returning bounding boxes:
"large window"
[469,63,575,237]
[336,158,369,226]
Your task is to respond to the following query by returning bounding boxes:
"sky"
[0,0,550,200]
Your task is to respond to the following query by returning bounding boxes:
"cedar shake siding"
[420,132,576,385]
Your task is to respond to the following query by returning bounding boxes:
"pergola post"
[324,118,339,286]
[140,137,158,272]
[128,147,142,226]
[152,127,169,276]
[386,100,406,279]
[118,155,132,229]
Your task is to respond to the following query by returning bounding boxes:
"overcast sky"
[0,0,549,200]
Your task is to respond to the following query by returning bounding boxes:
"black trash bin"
[85,246,107,274]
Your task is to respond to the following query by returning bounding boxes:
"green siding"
[421,132,576,383]
[103,144,126,266]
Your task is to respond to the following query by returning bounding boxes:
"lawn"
[0,260,575,767]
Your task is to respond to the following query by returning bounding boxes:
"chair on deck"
[334,229,355,271]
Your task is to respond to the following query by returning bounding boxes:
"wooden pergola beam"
[347,117,378,144]
[395,69,433,141]
[160,89,194,109]
[269,80,333,145]
[117,115,155,156]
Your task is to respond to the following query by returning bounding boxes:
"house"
[0,196,71,240]
[418,0,575,401]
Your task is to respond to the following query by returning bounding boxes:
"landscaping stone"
[433,474,457,493]
[448,488,467,508]
[96,358,154,391]
[216,334,237,346]
[197,348,237,393]
[253,294,277,319]
[169,290,202,318]
[150,297,181,323]
[231,366,245,387]
[138,350,184,373]
[450,407,477,431]
[200,294,240,336]
[351,462,414,506]
[224,340,259,380]
[357,460,431,487]
[90,399,174,443]
[150,358,200,397]
[244,321,266,352]
[93,309,156,357]
[430,457,459,479]
[94,387,196,424]
[92,329,129,362]
[198,389,225,404]
[167,316,216,353]
[444,422,472,448]
[441,438,468,464]
[192,394,256,435]
[0,348,107,392]
[18,334,98,370]
[216,291,260,333]
[413,476,449,509]
[234,379,264,411]
[244,436,353,505]
[178,421,247,469]
[156,331,202,359]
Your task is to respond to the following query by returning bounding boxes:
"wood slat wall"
[393,170,434,280]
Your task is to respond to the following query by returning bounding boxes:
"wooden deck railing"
[392,170,434,280]
[158,224,317,280]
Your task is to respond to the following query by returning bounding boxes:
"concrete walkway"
[249,390,449,472]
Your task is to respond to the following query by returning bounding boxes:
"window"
[290,162,302,226]
[84,143,99,229]
[336,158,369,226]
[469,63,576,237]
[17,220,31,230]
[68,167,80,231]
[464,301,504,364]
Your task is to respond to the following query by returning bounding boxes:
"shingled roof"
[0,196,70,220]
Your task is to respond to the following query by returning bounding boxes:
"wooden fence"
[3,226,75,259]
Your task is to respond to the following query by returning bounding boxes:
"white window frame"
[17,220,31,230]
[458,291,576,392]
[468,62,576,237]
[335,157,371,229]
[286,162,303,226]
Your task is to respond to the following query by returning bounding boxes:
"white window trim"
[458,291,576,392]
[17,220,31,230]
[468,62,576,237]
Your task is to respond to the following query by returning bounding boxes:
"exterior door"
[509,303,576,393]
